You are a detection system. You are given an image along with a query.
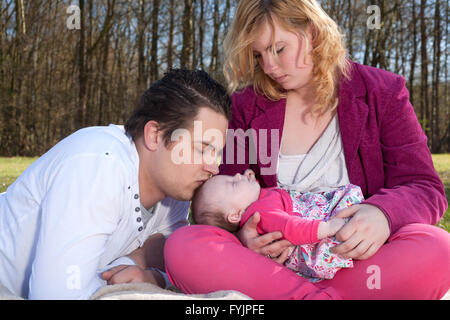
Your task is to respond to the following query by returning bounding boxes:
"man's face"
[151,107,228,201]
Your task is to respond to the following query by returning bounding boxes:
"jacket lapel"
[251,96,287,186]
[337,63,368,186]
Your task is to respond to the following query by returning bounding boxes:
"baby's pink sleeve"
[257,210,321,245]
[240,189,321,245]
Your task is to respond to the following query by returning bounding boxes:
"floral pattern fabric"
[284,184,364,282]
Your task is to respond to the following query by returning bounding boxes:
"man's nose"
[203,162,219,175]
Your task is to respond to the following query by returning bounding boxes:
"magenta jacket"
[219,61,448,234]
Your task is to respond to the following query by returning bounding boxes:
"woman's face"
[251,18,314,93]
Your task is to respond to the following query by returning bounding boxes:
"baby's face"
[203,170,261,218]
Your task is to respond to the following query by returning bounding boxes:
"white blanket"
[2,281,448,300]
[90,283,250,300]
[0,281,250,300]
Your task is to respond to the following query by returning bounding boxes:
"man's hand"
[331,204,390,260]
[237,211,292,264]
[101,265,165,288]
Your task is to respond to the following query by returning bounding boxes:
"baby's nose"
[243,169,255,179]
[234,173,242,181]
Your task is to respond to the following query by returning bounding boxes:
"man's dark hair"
[125,69,231,145]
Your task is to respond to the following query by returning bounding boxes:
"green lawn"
[432,154,450,231]
[1,155,449,232]
[0,157,38,193]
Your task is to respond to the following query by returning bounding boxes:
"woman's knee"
[165,224,239,254]
[391,224,450,289]
[164,225,240,291]
[392,224,450,253]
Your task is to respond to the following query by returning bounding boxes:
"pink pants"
[164,223,450,300]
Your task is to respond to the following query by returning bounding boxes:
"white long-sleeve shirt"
[0,124,189,299]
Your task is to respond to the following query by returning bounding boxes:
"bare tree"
[420,0,430,139]
[150,0,160,83]
[181,0,193,68]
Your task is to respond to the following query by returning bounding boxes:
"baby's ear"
[227,208,244,224]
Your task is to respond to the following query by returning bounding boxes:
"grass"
[1,155,449,232]
[432,154,450,231]
[0,157,38,193]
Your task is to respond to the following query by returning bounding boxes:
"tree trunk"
[198,0,205,70]
[98,0,115,125]
[409,1,418,108]
[76,0,87,130]
[420,0,430,141]
[431,0,441,153]
[150,0,160,83]
[137,0,148,94]
[181,0,193,68]
[167,0,175,69]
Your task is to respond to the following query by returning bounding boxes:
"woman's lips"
[274,75,287,82]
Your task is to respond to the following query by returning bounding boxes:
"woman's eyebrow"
[253,41,283,53]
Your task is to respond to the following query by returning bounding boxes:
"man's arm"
[102,234,166,288]
[102,198,189,287]
[29,155,123,299]
[127,233,165,270]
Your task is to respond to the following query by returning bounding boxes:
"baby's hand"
[317,218,346,240]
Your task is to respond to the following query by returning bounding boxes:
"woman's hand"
[317,218,346,239]
[331,204,391,260]
[237,211,293,264]
[101,265,165,288]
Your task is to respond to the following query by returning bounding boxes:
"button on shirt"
[0,125,190,299]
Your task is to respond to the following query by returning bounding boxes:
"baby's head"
[191,169,261,232]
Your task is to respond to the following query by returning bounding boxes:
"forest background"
[0,0,448,156]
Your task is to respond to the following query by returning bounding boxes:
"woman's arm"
[363,76,447,233]
[333,76,447,260]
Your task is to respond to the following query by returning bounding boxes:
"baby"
[191,169,364,282]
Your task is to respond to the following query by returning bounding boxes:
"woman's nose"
[261,54,277,74]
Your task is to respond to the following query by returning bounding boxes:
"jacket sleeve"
[363,76,448,234]
[219,89,254,176]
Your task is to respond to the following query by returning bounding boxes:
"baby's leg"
[164,224,341,299]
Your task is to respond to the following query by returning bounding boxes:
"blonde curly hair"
[223,0,351,115]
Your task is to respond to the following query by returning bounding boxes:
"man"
[0,69,230,299]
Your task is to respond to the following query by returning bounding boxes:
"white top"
[0,124,189,299]
[277,152,307,185]
[277,114,350,192]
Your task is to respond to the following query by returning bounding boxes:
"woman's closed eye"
[254,47,284,60]
[276,47,284,54]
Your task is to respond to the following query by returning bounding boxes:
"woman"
[164,0,450,299]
